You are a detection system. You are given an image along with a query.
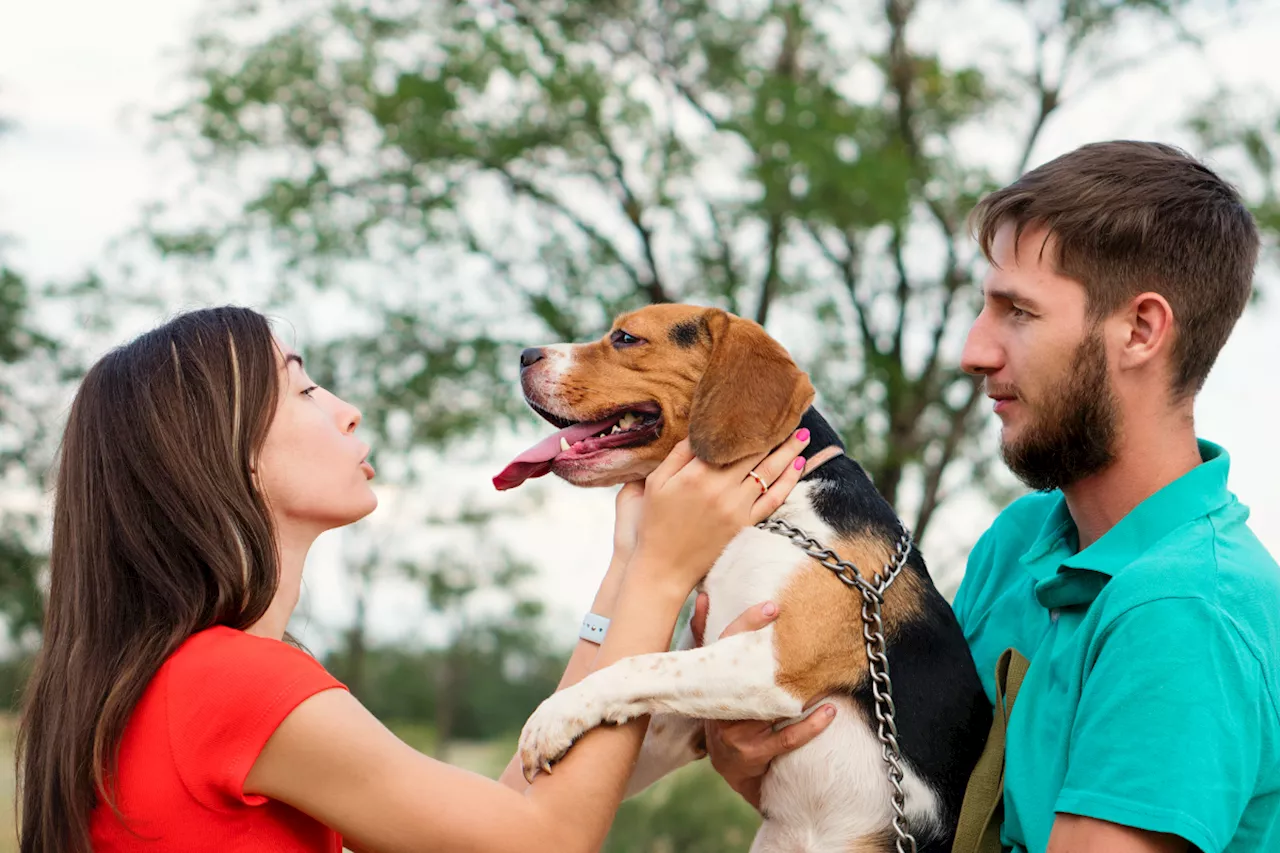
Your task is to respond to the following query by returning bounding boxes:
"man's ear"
[688,309,815,466]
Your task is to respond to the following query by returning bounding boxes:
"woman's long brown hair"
[16,307,285,853]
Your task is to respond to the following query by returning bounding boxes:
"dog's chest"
[700,481,836,642]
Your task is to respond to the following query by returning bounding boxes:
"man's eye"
[611,330,643,348]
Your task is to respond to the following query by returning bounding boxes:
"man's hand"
[690,592,837,812]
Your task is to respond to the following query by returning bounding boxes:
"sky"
[2,0,1280,655]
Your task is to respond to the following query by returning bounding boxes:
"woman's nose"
[340,401,362,434]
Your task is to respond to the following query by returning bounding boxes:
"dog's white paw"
[518,689,602,782]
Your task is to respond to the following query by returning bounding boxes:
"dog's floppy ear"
[688,309,816,466]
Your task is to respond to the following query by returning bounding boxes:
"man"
[699,141,1280,852]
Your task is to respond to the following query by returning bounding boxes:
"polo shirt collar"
[1019,440,1233,609]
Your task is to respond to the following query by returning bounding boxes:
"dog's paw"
[518,690,601,782]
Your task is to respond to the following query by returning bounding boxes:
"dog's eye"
[611,329,644,348]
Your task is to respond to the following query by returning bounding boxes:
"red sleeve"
[165,626,347,809]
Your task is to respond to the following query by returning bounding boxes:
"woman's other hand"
[628,429,811,598]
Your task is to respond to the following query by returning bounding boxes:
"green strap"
[951,648,1030,853]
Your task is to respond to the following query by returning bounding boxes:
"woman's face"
[256,341,377,536]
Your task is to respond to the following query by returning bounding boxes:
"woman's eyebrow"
[284,353,304,370]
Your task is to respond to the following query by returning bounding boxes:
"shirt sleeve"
[1055,597,1262,853]
[166,628,348,809]
[951,523,998,635]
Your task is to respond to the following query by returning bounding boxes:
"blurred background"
[1,0,1279,848]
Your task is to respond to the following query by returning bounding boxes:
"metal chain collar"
[754,516,918,853]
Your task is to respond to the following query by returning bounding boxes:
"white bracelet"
[579,612,610,645]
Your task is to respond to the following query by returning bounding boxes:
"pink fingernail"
[825,706,836,718]
[762,602,778,617]
[796,429,810,442]
[794,457,806,471]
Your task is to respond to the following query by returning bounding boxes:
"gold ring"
[747,470,769,495]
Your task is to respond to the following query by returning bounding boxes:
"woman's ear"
[688,309,815,466]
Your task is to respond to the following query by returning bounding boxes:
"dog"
[494,305,990,853]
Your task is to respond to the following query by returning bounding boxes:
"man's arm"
[1048,814,1187,853]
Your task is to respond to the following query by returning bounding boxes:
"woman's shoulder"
[159,626,347,810]
[161,626,344,748]
[166,626,332,686]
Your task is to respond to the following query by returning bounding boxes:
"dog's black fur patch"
[793,407,990,849]
[669,320,702,349]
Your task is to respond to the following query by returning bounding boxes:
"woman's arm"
[247,433,810,853]
[246,567,686,853]
[494,481,643,791]
[495,553,631,791]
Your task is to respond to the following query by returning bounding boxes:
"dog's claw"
[542,760,554,775]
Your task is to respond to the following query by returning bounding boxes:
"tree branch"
[488,164,653,299]
[755,212,785,325]
[597,129,672,304]
[1014,25,1058,176]
[889,226,910,365]
[806,222,878,360]
[914,377,982,538]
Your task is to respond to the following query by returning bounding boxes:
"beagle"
[495,305,989,853]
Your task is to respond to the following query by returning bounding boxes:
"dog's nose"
[520,347,546,369]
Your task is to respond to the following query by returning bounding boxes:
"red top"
[90,626,346,851]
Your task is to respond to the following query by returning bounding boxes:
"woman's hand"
[627,429,811,598]
[611,481,645,567]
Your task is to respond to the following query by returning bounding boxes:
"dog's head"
[494,304,816,490]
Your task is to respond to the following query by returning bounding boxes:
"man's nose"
[960,315,1000,376]
[520,347,546,369]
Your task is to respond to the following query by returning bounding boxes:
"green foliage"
[150,0,1232,545]
[325,638,565,741]
[1190,93,1280,242]
[0,243,56,642]
[0,654,33,711]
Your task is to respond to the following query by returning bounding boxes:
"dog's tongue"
[493,416,620,491]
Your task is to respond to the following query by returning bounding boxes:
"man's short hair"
[970,140,1259,397]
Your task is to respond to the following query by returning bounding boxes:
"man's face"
[961,223,1119,491]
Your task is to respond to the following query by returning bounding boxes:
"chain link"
[755,516,918,853]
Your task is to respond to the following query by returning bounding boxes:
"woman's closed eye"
[301,385,319,398]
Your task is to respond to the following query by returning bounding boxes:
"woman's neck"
[246,525,313,640]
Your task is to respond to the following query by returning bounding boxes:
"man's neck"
[1062,407,1201,550]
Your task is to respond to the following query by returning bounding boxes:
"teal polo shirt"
[952,441,1280,853]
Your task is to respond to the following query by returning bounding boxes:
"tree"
[0,111,63,646]
[148,0,1273,550]
[0,256,46,645]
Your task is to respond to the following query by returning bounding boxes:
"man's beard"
[999,329,1119,492]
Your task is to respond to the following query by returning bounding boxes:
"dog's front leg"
[518,628,802,781]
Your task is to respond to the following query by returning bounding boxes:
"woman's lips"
[360,461,375,479]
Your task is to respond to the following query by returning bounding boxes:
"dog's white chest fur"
[700,481,832,641]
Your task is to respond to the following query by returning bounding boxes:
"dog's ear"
[688,309,815,466]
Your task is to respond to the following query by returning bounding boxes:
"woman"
[16,306,823,852]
